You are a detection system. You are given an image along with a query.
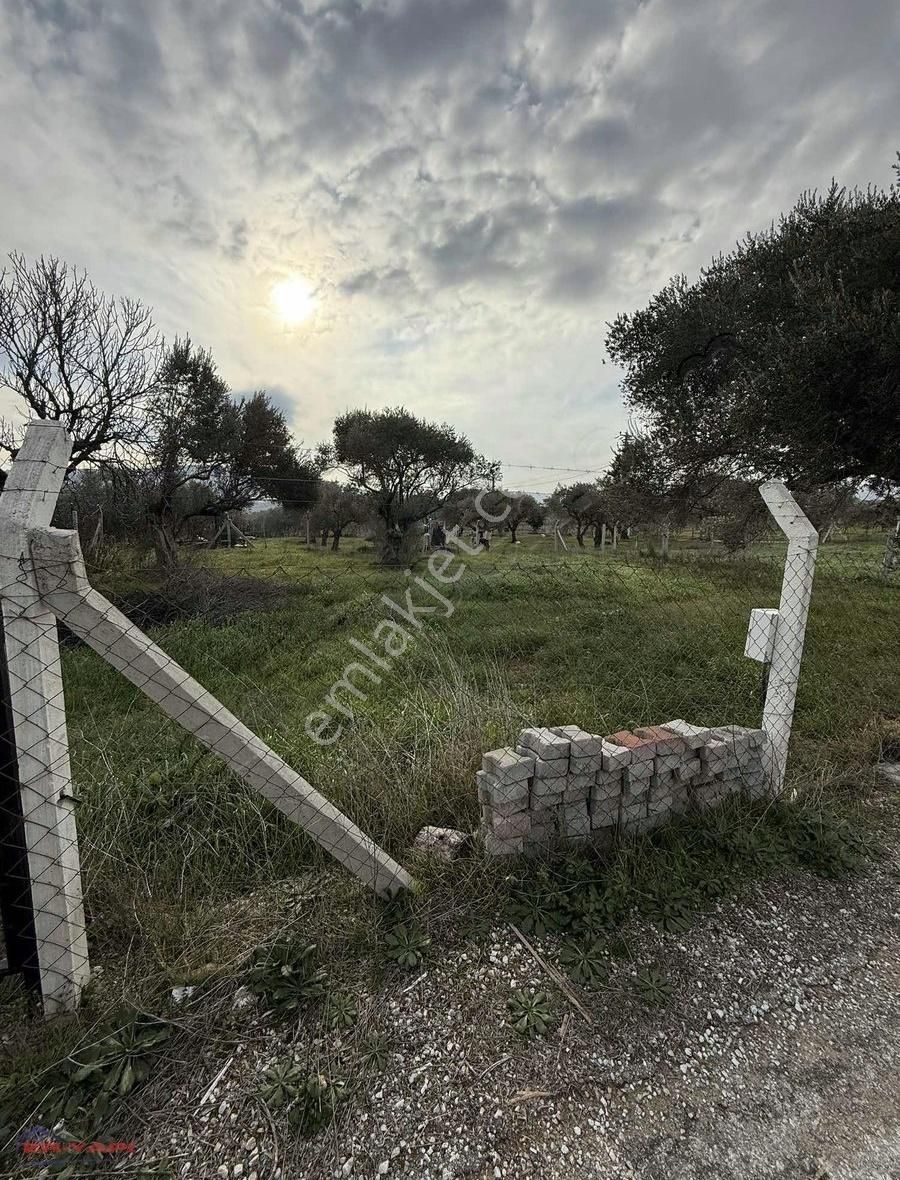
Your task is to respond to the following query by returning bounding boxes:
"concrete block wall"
[478,720,768,857]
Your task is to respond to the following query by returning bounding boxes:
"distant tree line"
[546,458,894,554]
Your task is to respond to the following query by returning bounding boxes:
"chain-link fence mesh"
[1,525,898,1010]
[1,552,90,1013]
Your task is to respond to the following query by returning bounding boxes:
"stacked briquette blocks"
[478,720,768,856]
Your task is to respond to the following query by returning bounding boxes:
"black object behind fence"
[0,625,40,992]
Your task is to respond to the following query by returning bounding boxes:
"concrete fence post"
[0,422,89,1014]
[759,480,819,796]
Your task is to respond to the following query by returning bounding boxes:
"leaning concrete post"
[759,480,819,796]
[28,521,413,898]
[0,422,89,1014]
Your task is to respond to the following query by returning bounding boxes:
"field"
[55,531,897,976]
[2,526,897,1161]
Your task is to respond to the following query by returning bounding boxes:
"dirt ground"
[54,775,900,1180]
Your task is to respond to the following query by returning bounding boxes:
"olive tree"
[328,407,481,562]
[310,482,370,550]
[606,169,900,492]
[548,481,609,546]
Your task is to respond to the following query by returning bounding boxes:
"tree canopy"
[548,481,609,546]
[329,407,481,560]
[499,491,545,542]
[444,488,545,542]
[310,481,369,550]
[141,337,316,566]
[606,168,900,491]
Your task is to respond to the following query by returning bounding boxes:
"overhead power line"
[246,460,606,484]
[499,462,605,474]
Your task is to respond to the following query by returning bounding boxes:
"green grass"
[1,529,896,1150]
[53,534,895,967]
[62,534,897,922]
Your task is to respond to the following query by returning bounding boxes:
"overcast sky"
[1,0,898,491]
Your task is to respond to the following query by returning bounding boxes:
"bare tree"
[0,253,163,468]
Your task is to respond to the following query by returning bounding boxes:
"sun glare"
[271,275,316,325]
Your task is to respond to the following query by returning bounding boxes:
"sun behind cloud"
[270,275,316,325]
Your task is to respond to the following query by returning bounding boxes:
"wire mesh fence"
[69,531,893,819]
[0,550,90,1012]
[1,496,898,1015]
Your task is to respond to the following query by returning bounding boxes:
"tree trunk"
[375,509,405,565]
[151,515,179,570]
[87,508,104,559]
[382,529,403,564]
[509,524,518,543]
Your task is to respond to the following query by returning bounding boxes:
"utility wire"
[499,462,606,474]
[245,461,606,484]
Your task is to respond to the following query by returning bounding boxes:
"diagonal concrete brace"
[29,527,413,898]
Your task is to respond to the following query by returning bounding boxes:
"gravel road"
[126,780,900,1180]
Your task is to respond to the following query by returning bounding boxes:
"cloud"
[346,145,419,187]
[555,194,666,244]
[0,0,898,470]
[339,266,414,298]
[312,0,514,84]
[223,218,250,260]
[421,201,548,286]
[546,259,608,304]
[571,114,631,153]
